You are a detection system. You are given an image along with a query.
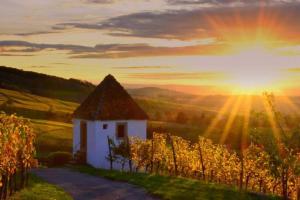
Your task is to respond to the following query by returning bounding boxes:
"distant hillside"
[128,87,195,100]
[127,87,197,103]
[0,66,95,102]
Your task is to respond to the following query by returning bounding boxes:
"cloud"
[51,62,71,65]
[82,0,116,3]
[54,2,300,41]
[70,43,224,58]
[13,31,58,36]
[0,40,225,58]
[29,65,52,69]
[0,53,34,57]
[54,10,210,40]
[126,72,225,80]
[167,0,296,6]
[0,40,95,53]
[113,66,171,69]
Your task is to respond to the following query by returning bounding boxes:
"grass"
[71,165,280,200]
[9,174,72,200]
[0,89,74,157]
[31,119,73,157]
[0,88,78,115]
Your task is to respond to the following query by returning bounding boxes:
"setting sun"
[227,45,281,94]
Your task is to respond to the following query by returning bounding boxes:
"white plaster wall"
[73,119,147,169]
[86,121,97,166]
[83,120,147,169]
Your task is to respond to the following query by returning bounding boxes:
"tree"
[263,92,299,199]
[0,113,36,199]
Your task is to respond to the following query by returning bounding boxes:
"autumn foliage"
[130,133,299,199]
[0,113,36,200]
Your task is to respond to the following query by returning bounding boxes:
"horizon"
[2,65,300,97]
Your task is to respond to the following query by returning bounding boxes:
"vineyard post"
[13,173,17,192]
[0,174,2,200]
[25,167,29,187]
[107,136,113,170]
[281,168,288,200]
[239,153,244,191]
[0,176,3,200]
[2,175,7,200]
[20,164,25,189]
[9,175,13,196]
[150,137,154,173]
[198,142,205,180]
[296,176,300,200]
[168,133,178,176]
[125,136,132,173]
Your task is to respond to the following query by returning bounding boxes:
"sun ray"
[219,96,243,144]
[241,95,253,151]
[280,94,300,115]
[203,96,235,138]
[262,96,282,142]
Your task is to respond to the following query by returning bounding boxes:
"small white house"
[72,74,148,169]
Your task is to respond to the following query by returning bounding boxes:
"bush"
[47,151,72,167]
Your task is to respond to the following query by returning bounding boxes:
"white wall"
[73,119,147,170]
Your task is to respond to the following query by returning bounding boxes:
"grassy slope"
[32,119,73,157]
[0,66,95,103]
[0,88,77,113]
[72,165,279,200]
[10,174,72,200]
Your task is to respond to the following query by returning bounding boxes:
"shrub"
[47,151,72,167]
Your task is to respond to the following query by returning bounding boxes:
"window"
[103,124,108,130]
[116,123,127,139]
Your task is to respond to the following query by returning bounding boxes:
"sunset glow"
[0,0,299,95]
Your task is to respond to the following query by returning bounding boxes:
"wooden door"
[80,121,87,153]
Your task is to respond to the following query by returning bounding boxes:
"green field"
[32,120,73,157]
[72,165,279,200]
[0,88,78,114]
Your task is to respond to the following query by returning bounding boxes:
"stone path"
[32,168,159,200]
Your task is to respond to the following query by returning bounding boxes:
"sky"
[0,0,300,95]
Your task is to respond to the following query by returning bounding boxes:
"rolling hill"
[0,66,95,102]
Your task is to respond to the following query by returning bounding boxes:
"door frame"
[80,121,87,154]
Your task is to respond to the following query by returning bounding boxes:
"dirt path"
[32,168,159,200]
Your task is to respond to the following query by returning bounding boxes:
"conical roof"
[73,75,148,120]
